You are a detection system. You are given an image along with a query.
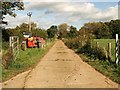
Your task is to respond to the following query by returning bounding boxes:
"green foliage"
[105,20,120,38]
[77,40,107,60]
[47,25,58,38]
[67,25,79,38]
[58,23,69,39]
[2,41,9,51]
[1,1,24,17]
[32,29,48,39]
[64,37,80,49]
[95,23,112,39]
[79,22,112,39]
[2,22,48,45]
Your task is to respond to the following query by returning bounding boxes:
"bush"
[2,41,9,50]
[2,48,13,69]
[64,38,80,49]
[77,40,107,60]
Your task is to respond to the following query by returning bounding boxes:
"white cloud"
[5,2,118,29]
[4,14,28,28]
[23,0,119,2]
[26,2,118,21]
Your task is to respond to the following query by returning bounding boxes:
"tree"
[105,20,120,38]
[31,22,37,31]
[79,22,112,39]
[18,23,28,33]
[47,25,58,38]
[32,28,48,39]
[58,23,69,38]
[94,23,112,39]
[68,25,79,38]
[1,1,24,24]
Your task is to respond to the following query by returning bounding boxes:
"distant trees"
[2,22,48,42]
[105,20,120,38]
[79,22,113,39]
[68,25,79,38]
[58,23,69,38]
[47,25,58,38]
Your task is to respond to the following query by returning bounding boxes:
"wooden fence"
[91,34,119,65]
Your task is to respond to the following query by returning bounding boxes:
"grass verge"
[2,40,55,82]
[79,54,120,84]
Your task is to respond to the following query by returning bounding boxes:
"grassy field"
[2,40,55,82]
[93,39,116,61]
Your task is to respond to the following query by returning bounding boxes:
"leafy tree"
[105,20,120,38]
[1,1,24,16]
[58,23,69,38]
[95,23,112,39]
[47,25,58,38]
[32,28,48,39]
[1,1,24,24]
[31,22,37,31]
[79,22,112,39]
[68,25,79,38]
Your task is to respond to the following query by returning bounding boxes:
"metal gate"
[9,36,19,60]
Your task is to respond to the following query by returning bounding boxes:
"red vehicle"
[21,32,45,50]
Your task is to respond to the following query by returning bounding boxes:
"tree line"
[2,19,120,43]
[46,19,120,40]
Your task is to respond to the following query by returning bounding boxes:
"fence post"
[103,47,107,59]
[96,42,99,48]
[116,34,119,65]
[108,43,111,62]
[90,39,92,48]
[81,41,83,47]
[9,37,12,48]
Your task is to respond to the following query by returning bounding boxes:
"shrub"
[2,48,13,69]
[64,38,81,49]
[77,40,107,60]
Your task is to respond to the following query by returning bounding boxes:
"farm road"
[3,40,118,88]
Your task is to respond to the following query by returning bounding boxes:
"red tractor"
[21,32,45,51]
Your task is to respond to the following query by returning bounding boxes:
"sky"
[4,0,120,30]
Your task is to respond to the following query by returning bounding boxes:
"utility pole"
[27,12,32,32]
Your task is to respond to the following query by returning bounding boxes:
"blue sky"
[5,0,119,30]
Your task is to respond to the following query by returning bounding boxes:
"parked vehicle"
[21,32,45,51]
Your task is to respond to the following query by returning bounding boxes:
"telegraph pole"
[27,12,32,32]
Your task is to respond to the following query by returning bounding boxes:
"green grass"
[2,40,55,82]
[93,39,116,61]
[79,54,120,84]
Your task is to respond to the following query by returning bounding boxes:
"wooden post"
[108,43,111,62]
[103,47,107,59]
[9,37,12,48]
[91,39,92,48]
[81,41,83,47]
[116,34,119,65]
[96,42,99,49]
